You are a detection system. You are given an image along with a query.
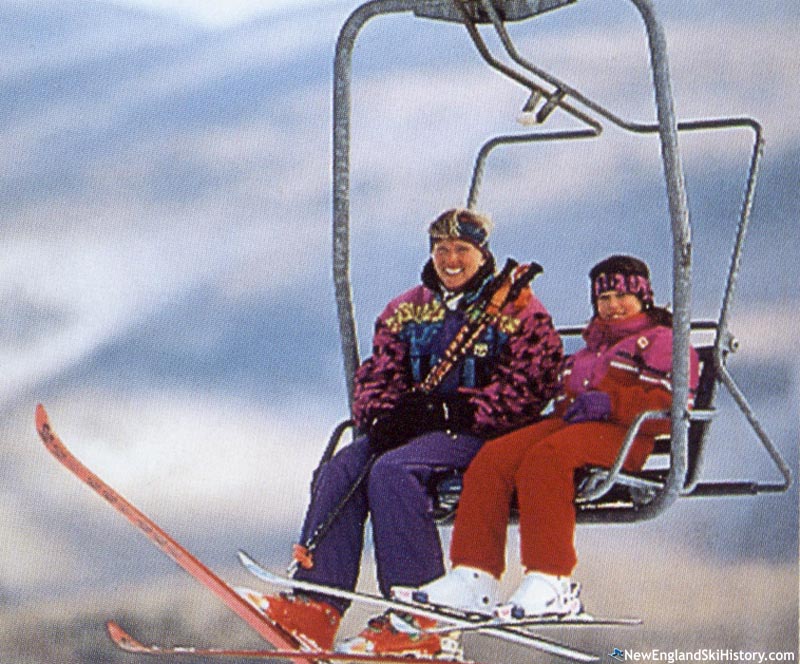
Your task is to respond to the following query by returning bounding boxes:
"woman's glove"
[368,392,475,452]
[563,391,612,424]
[367,395,424,452]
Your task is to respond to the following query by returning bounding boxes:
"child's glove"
[563,391,612,423]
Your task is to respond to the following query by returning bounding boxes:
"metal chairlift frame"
[327,0,792,526]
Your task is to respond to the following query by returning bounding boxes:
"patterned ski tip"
[107,621,150,654]
[35,403,50,437]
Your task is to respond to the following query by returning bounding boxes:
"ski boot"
[237,588,341,650]
[335,611,462,660]
[494,571,582,621]
[393,566,500,614]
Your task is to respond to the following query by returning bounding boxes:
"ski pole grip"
[292,543,315,570]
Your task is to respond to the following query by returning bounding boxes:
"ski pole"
[288,450,378,576]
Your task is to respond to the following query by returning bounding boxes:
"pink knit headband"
[592,272,654,306]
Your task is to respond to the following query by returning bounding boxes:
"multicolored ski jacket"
[352,265,563,437]
[555,313,700,436]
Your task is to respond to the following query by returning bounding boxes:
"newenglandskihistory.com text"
[614,650,796,663]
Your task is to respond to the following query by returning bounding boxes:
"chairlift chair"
[319,0,792,528]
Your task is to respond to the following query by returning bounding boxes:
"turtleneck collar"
[421,255,496,310]
[582,312,653,351]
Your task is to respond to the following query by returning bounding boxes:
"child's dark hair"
[588,255,650,283]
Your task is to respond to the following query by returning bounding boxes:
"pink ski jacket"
[555,313,700,437]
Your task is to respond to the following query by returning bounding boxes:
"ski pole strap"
[311,419,357,495]
[418,260,542,394]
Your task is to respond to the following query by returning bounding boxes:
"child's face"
[596,290,643,322]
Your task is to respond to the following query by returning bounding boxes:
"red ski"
[107,620,485,663]
[34,405,313,664]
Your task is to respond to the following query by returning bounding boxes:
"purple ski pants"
[294,430,485,612]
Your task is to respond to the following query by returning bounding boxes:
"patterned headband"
[592,272,654,307]
[429,209,492,250]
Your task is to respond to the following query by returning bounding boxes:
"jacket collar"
[582,312,653,351]
[420,255,496,310]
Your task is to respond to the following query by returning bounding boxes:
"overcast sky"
[107,0,341,25]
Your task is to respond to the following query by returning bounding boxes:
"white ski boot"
[392,566,501,613]
[495,571,582,620]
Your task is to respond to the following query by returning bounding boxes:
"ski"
[425,613,640,634]
[396,593,641,633]
[106,620,487,663]
[34,405,313,664]
[239,550,611,662]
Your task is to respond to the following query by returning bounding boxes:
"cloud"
[0,1,189,82]
[0,201,334,409]
[0,73,332,405]
[0,232,159,407]
[107,0,344,27]
[1,16,333,175]
[1,5,341,407]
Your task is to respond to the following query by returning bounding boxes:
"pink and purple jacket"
[351,274,563,437]
[554,312,700,436]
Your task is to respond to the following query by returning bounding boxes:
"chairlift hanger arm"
[472,0,767,141]
[452,0,603,131]
[333,0,424,408]
[473,0,685,133]
[578,0,694,522]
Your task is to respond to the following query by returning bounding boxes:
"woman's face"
[596,290,643,322]
[431,239,486,292]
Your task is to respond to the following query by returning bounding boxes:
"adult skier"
[244,208,563,657]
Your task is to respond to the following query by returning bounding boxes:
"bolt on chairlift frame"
[329,0,792,525]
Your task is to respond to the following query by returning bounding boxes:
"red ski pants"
[449,418,653,577]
